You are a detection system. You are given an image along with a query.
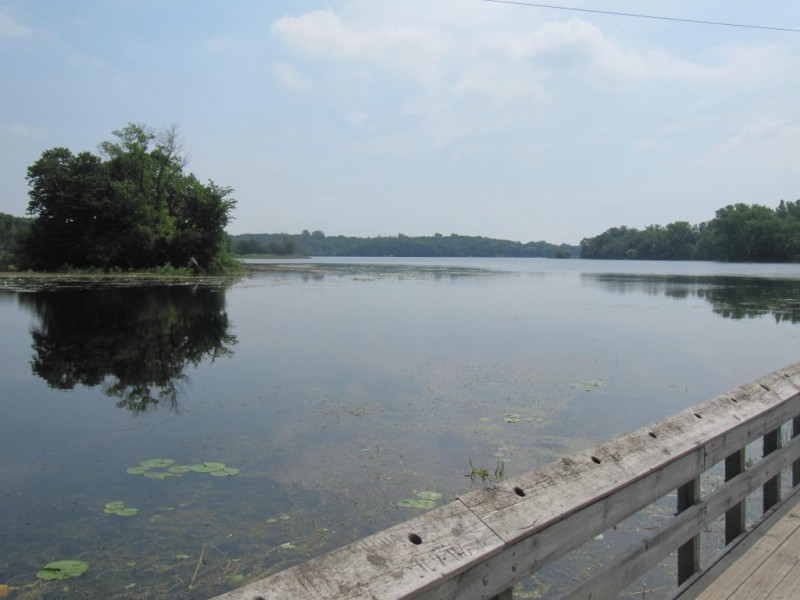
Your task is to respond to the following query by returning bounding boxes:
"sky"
[1,1,799,245]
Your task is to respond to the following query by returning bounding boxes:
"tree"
[21,124,236,272]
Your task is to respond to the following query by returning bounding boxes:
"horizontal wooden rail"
[213,362,800,600]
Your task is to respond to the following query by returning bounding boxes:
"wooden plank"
[210,500,503,600]
[561,436,800,600]
[675,490,800,600]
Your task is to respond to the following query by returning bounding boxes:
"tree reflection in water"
[584,273,800,324]
[19,285,236,413]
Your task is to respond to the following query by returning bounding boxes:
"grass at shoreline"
[0,269,243,291]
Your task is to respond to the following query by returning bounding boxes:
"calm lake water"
[2,258,800,599]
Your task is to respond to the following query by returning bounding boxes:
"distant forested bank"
[232,231,579,259]
[580,201,800,262]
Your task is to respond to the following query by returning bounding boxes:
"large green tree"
[21,124,236,272]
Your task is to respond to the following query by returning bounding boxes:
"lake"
[2,258,800,599]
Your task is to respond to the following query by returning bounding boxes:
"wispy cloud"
[0,10,33,38]
[271,61,313,90]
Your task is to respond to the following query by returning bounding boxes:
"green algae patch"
[37,560,89,581]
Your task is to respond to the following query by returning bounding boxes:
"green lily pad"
[142,471,173,479]
[140,458,175,468]
[168,465,192,473]
[397,498,435,509]
[504,413,523,423]
[416,491,442,501]
[37,560,89,581]
[191,462,226,473]
[103,501,139,516]
[175,554,191,560]
[126,466,150,474]
[209,467,240,477]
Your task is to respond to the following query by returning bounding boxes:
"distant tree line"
[4,124,237,273]
[580,201,800,262]
[232,230,579,258]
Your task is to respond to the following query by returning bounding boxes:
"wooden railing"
[212,362,800,600]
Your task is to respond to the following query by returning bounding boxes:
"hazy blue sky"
[1,1,799,244]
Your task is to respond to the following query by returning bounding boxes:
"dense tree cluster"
[0,212,31,269]
[233,230,579,258]
[580,201,800,262]
[19,124,237,272]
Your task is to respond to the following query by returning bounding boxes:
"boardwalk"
[675,488,800,600]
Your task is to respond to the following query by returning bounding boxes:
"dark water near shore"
[2,258,800,599]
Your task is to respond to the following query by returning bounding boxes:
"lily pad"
[37,560,89,581]
[398,498,436,509]
[126,466,150,474]
[175,554,191,560]
[142,471,173,480]
[140,458,175,468]
[504,413,523,423]
[103,501,139,516]
[416,491,442,501]
[168,465,192,473]
[191,462,226,473]
[209,467,240,477]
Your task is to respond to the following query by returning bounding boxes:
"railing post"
[724,449,746,544]
[763,427,782,512]
[677,477,701,585]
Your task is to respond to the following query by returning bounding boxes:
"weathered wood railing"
[213,362,800,600]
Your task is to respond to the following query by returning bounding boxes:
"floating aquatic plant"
[140,458,175,468]
[103,500,139,516]
[37,559,89,581]
[191,462,226,473]
[209,467,240,477]
[126,459,240,478]
[467,458,506,483]
[397,491,442,509]
[574,379,606,391]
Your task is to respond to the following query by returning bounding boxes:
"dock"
[212,362,800,600]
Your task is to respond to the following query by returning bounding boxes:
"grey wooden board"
[210,499,504,600]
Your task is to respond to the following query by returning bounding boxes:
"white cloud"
[0,10,33,38]
[271,9,450,88]
[271,61,313,90]
[702,118,800,164]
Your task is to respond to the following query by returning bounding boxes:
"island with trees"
[1,123,237,273]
